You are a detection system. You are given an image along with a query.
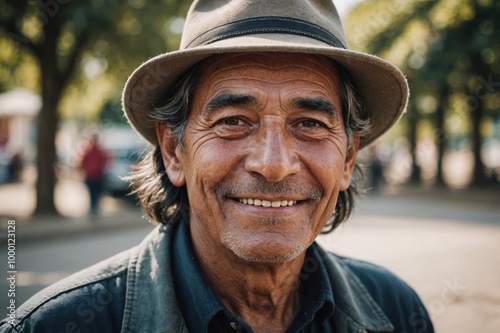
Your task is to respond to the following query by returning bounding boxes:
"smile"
[238,198,298,207]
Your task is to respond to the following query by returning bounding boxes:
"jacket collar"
[121,223,393,333]
[316,246,394,332]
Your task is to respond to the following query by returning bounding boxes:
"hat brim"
[122,34,408,149]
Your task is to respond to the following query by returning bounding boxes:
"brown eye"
[297,119,327,129]
[222,117,243,126]
[213,116,253,140]
[300,119,321,128]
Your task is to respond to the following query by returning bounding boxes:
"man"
[1,0,434,332]
[79,134,109,218]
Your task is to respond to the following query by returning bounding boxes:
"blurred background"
[0,0,498,332]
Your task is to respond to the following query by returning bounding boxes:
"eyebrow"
[204,93,259,114]
[290,97,338,116]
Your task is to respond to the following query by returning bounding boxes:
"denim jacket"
[0,223,433,333]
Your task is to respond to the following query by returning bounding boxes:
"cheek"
[300,142,347,215]
[302,141,346,186]
[183,133,246,193]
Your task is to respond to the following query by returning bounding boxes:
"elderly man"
[1,0,434,332]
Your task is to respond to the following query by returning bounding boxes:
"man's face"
[158,53,358,264]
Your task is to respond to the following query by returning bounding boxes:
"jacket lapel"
[121,224,189,333]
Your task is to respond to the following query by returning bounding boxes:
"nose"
[245,119,300,182]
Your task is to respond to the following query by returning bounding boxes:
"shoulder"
[338,255,415,298]
[335,255,434,333]
[0,248,134,333]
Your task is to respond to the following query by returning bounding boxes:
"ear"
[156,122,186,187]
[339,135,360,191]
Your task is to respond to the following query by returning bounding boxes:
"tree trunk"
[434,92,448,187]
[34,21,62,216]
[468,47,491,187]
[34,75,61,215]
[407,105,421,184]
[469,94,489,186]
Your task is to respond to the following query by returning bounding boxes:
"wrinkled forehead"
[198,52,341,83]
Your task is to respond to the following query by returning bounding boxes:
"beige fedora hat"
[122,0,408,148]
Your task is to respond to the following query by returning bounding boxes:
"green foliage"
[99,99,127,125]
[0,0,191,118]
[346,0,499,186]
[347,0,499,120]
[0,0,192,214]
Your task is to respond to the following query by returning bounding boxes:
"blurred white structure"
[0,88,40,182]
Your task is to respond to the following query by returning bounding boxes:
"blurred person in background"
[0,136,22,183]
[368,144,385,192]
[0,0,434,332]
[0,136,12,183]
[78,133,109,218]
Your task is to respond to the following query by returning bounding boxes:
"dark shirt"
[171,221,335,333]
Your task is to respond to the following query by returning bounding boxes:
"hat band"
[186,16,346,49]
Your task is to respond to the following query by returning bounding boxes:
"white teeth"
[238,198,298,207]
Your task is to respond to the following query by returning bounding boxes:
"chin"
[223,234,308,264]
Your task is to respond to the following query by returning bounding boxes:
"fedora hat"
[122,0,408,148]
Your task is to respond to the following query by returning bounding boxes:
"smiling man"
[154,53,362,332]
[1,1,434,332]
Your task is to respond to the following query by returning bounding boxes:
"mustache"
[216,178,322,201]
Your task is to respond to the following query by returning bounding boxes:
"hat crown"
[180,0,348,50]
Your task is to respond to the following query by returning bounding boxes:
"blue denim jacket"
[0,223,433,333]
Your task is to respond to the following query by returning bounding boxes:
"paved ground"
[0,180,499,332]
[319,213,500,332]
[0,224,153,310]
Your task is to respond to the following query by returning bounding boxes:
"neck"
[192,231,305,333]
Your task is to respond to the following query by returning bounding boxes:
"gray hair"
[129,57,371,233]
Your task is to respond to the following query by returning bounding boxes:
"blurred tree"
[346,0,500,187]
[100,100,127,126]
[0,0,190,216]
